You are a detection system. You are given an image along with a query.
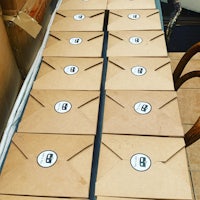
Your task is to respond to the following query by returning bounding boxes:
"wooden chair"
[173,42,200,147]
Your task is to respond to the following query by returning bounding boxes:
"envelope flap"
[12,133,94,161]
[102,135,185,162]
[57,10,105,18]
[50,31,104,41]
[30,90,100,108]
[106,90,178,110]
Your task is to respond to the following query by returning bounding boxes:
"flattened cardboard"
[97,198,149,200]
[43,31,104,57]
[103,90,184,137]
[108,9,162,31]
[107,31,167,57]
[59,0,107,10]
[107,0,156,9]
[106,57,174,90]
[0,195,87,200]
[95,135,193,200]
[17,90,100,134]
[51,10,105,31]
[33,57,103,90]
[0,133,94,198]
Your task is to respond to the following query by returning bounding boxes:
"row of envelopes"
[0,0,193,200]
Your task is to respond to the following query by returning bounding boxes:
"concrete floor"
[169,52,200,200]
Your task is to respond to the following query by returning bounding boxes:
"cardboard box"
[106,57,174,90]
[0,7,22,139]
[59,0,107,10]
[95,134,193,200]
[43,31,104,57]
[0,133,94,198]
[107,0,156,9]
[107,30,167,57]
[108,9,161,31]
[17,90,100,134]
[3,0,54,78]
[103,90,184,137]
[51,10,105,31]
[33,57,103,90]
[0,195,87,200]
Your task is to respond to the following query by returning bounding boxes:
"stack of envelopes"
[95,1,193,200]
[0,0,108,199]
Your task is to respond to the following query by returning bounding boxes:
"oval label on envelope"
[131,66,147,76]
[54,101,72,113]
[129,37,143,45]
[128,13,140,20]
[134,102,152,114]
[37,150,58,168]
[130,153,151,172]
[64,65,79,75]
[70,37,82,45]
[74,14,85,21]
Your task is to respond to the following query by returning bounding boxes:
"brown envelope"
[95,134,193,200]
[43,31,104,57]
[51,10,105,31]
[17,90,100,134]
[107,31,167,57]
[107,0,156,9]
[106,57,174,90]
[103,90,184,137]
[0,133,94,198]
[0,196,86,200]
[59,0,107,10]
[108,9,161,31]
[33,57,103,90]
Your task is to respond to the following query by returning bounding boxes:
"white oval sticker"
[129,37,143,45]
[37,150,58,168]
[69,37,82,45]
[74,14,85,21]
[128,13,140,20]
[64,65,79,75]
[131,66,147,76]
[134,102,152,114]
[54,101,72,114]
[130,153,151,172]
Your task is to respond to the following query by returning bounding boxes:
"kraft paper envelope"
[51,10,105,31]
[95,135,193,200]
[0,133,94,198]
[107,31,168,57]
[106,57,174,90]
[108,9,162,31]
[59,0,107,10]
[17,90,100,134]
[43,31,104,57]
[0,196,87,200]
[33,57,103,90]
[107,0,156,9]
[103,90,184,137]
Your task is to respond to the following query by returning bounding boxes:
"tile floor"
[170,52,200,200]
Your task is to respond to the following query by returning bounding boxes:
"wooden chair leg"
[184,117,200,147]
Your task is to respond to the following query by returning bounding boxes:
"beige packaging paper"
[0,133,94,198]
[59,0,107,10]
[33,57,103,90]
[108,9,161,31]
[106,57,174,90]
[43,31,104,57]
[51,10,105,31]
[95,134,193,200]
[103,90,184,137]
[17,90,100,134]
[107,0,156,9]
[0,196,88,200]
[107,31,167,57]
